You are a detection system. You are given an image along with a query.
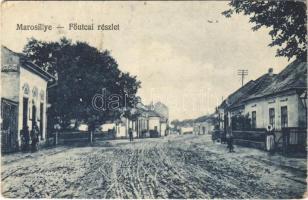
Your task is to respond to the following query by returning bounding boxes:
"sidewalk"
[1,137,163,165]
[1,146,71,165]
[186,134,307,173]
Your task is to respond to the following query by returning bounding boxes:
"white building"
[1,46,54,152]
[242,61,307,131]
[217,60,307,149]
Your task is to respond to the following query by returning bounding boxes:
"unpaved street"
[1,134,307,199]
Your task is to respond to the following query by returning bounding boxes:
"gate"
[1,98,19,153]
[282,127,307,154]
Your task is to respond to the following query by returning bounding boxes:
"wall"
[244,91,301,130]
[160,122,167,136]
[148,117,160,133]
[1,48,20,102]
[137,116,148,137]
[18,66,48,144]
[116,124,127,138]
[218,108,224,130]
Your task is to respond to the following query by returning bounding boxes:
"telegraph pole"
[237,69,248,86]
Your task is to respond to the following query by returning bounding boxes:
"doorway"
[40,103,44,139]
[1,99,18,153]
[22,97,28,128]
[32,104,37,128]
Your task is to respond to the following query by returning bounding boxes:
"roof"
[195,113,216,123]
[230,73,277,109]
[226,80,256,107]
[2,46,54,81]
[146,110,161,118]
[22,60,55,81]
[245,59,307,101]
[218,80,257,110]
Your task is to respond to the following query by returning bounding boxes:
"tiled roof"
[226,80,256,107]
[147,110,161,117]
[245,59,307,101]
[219,80,257,110]
[195,113,216,123]
[218,60,307,110]
[230,73,277,109]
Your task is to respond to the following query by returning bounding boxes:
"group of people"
[21,122,40,152]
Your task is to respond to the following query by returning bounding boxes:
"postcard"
[1,1,307,199]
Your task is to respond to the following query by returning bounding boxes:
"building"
[113,101,169,139]
[242,60,307,130]
[153,102,169,136]
[194,113,216,135]
[217,59,307,151]
[1,46,54,152]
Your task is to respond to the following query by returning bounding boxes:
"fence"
[1,130,19,153]
[281,127,307,154]
[227,127,307,154]
[232,129,266,150]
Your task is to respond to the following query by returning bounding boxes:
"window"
[269,108,275,127]
[251,111,256,129]
[281,106,288,128]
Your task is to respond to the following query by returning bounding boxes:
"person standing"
[21,126,30,152]
[88,119,96,143]
[226,126,234,153]
[53,122,61,146]
[31,122,40,152]
[266,124,275,153]
[129,128,133,142]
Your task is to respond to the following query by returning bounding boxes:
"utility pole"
[237,69,248,86]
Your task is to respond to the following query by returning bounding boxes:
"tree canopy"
[23,37,141,127]
[222,0,307,61]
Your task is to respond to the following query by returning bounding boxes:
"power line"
[237,69,248,87]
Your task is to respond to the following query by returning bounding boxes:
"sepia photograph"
[1,1,307,199]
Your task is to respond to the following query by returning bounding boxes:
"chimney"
[268,68,273,76]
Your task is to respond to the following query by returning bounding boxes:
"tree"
[171,119,180,130]
[222,1,307,61]
[23,37,141,127]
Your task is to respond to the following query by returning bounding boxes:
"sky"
[1,1,290,120]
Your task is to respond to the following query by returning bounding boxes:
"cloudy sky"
[2,1,290,120]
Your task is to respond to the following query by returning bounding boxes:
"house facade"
[217,59,307,150]
[242,60,307,131]
[113,101,169,139]
[1,46,54,152]
[194,113,216,135]
[153,102,169,136]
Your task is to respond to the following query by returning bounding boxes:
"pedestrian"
[266,124,275,154]
[129,128,133,142]
[31,122,40,152]
[226,126,234,153]
[53,122,61,146]
[21,126,30,152]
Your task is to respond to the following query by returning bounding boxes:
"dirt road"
[1,134,306,198]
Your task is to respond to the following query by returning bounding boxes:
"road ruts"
[1,135,306,199]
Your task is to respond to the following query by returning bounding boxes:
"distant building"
[114,101,169,139]
[153,102,169,136]
[1,46,54,152]
[147,110,161,136]
[194,113,216,135]
[180,126,194,134]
